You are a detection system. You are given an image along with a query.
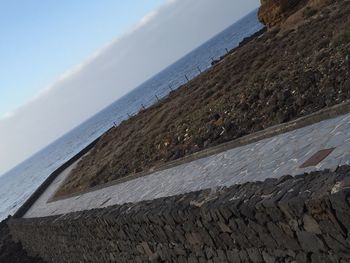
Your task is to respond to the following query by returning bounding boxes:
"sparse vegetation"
[303,6,318,18]
[56,0,350,197]
[333,27,350,46]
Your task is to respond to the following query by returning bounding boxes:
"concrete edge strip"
[11,130,112,219]
[47,101,350,203]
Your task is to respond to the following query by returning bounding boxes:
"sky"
[0,0,166,118]
[0,0,260,175]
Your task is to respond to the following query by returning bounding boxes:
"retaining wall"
[53,100,350,201]
[13,134,104,219]
[9,166,350,263]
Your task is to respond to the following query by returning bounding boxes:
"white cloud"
[0,0,260,175]
[0,111,14,120]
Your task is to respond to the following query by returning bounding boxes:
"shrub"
[333,28,350,46]
[303,7,318,18]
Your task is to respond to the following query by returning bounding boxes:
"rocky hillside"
[56,0,350,197]
[258,0,331,28]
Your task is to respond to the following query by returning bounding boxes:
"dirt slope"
[56,0,350,197]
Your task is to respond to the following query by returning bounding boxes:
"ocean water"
[0,10,263,220]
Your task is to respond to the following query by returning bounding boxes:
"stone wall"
[10,166,350,263]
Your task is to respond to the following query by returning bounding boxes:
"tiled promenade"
[24,112,350,218]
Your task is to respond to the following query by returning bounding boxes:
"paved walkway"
[24,112,350,218]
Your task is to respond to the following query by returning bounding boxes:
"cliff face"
[258,0,306,28]
[258,0,329,28]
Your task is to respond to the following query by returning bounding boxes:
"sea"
[0,10,263,221]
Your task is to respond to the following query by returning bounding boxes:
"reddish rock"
[258,0,331,28]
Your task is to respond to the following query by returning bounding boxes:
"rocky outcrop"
[258,0,330,28]
[258,0,305,27]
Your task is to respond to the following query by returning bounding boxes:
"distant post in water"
[197,66,202,74]
[185,75,189,82]
[141,104,146,110]
[168,84,173,92]
[155,95,160,102]
[225,48,229,54]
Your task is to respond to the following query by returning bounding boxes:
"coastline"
[0,1,350,263]
[0,11,269,263]
[56,0,350,198]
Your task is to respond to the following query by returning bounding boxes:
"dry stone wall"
[10,166,350,263]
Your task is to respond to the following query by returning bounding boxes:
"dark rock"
[239,250,250,262]
[296,252,308,263]
[9,166,350,262]
[267,222,300,250]
[296,231,326,252]
[262,251,275,263]
[226,250,241,263]
[302,214,321,234]
[0,218,46,263]
[217,249,227,261]
[310,253,334,263]
[247,248,263,263]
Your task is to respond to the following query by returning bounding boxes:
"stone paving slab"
[23,112,350,218]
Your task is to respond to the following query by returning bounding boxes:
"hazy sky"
[0,0,260,175]
[0,0,165,117]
